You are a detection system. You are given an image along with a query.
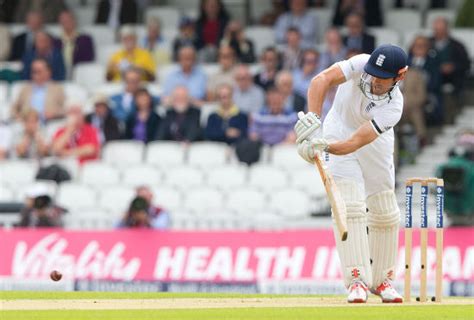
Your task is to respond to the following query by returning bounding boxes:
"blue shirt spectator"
[274,0,317,48]
[292,48,320,97]
[233,65,265,114]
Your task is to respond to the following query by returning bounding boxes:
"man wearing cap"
[294,44,408,303]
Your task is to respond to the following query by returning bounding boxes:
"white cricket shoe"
[373,280,403,303]
[347,279,369,303]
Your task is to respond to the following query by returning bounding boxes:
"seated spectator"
[430,17,470,95]
[158,86,201,142]
[10,11,44,61]
[11,58,65,121]
[118,196,153,228]
[95,0,138,28]
[125,88,160,143]
[110,67,143,123]
[259,0,286,26]
[136,185,171,229]
[14,110,49,159]
[205,84,248,144]
[163,46,207,106]
[22,31,65,81]
[249,87,297,146]
[107,25,156,82]
[220,20,256,63]
[172,16,199,62]
[280,27,304,71]
[275,70,305,113]
[195,0,230,62]
[0,24,11,61]
[18,191,64,228]
[319,28,347,71]
[142,16,171,67]
[408,35,443,125]
[293,48,320,97]
[207,45,237,100]
[0,124,12,159]
[56,10,95,79]
[254,47,280,91]
[14,0,66,23]
[274,0,317,48]
[52,103,100,164]
[332,0,382,27]
[86,94,121,144]
[342,13,375,54]
[233,64,265,114]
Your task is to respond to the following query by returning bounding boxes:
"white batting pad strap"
[366,190,400,289]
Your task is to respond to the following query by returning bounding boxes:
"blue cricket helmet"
[364,44,408,79]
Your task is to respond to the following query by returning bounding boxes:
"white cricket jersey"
[329,54,404,135]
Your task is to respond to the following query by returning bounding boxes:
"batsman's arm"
[327,121,378,155]
[307,64,347,116]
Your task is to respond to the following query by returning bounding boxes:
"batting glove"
[294,111,321,144]
[297,138,329,164]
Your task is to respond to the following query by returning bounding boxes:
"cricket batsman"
[295,44,408,303]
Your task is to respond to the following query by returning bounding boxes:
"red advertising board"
[0,229,473,282]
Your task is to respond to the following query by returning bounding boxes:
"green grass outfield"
[1,291,473,320]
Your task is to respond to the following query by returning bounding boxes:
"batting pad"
[333,180,372,289]
[367,190,400,289]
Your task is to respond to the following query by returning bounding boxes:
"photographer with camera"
[18,185,64,227]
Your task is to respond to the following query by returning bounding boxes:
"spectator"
[52,103,100,164]
[292,48,320,97]
[158,86,201,142]
[163,46,207,106]
[14,110,49,159]
[110,68,143,123]
[207,45,237,100]
[0,24,11,61]
[430,17,470,94]
[14,0,66,23]
[249,87,297,146]
[342,13,375,54]
[142,16,171,67]
[233,64,265,114]
[119,196,152,228]
[172,16,199,62]
[85,94,121,144]
[332,0,382,27]
[220,20,256,63]
[205,84,248,144]
[107,25,156,82]
[125,88,160,143]
[254,47,280,91]
[195,0,230,62]
[22,31,66,81]
[275,70,306,113]
[280,27,304,71]
[0,124,12,160]
[135,186,171,229]
[10,11,44,61]
[274,0,317,48]
[11,59,65,121]
[408,35,443,125]
[319,28,347,71]
[56,10,95,80]
[95,0,137,28]
[259,0,286,26]
[18,191,64,228]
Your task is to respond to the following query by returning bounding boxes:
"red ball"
[50,270,62,281]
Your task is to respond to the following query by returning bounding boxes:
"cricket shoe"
[373,280,403,303]
[347,279,369,303]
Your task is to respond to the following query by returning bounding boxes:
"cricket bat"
[314,153,348,241]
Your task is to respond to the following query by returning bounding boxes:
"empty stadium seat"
[367,28,401,47]
[207,165,248,190]
[0,186,15,201]
[248,165,289,191]
[245,26,275,56]
[97,44,122,65]
[163,166,205,190]
[187,142,229,167]
[272,144,310,168]
[151,187,182,211]
[80,161,121,186]
[291,167,326,197]
[145,141,186,167]
[75,7,96,26]
[94,83,123,96]
[227,187,266,216]
[386,9,422,33]
[0,160,38,187]
[102,140,145,167]
[73,63,106,91]
[122,165,162,187]
[249,0,273,23]
[183,187,224,215]
[98,186,135,216]
[309,8,333,42]
[201,63,220,78]
[269,188,312,217]
[63,209,114,229]
[157,64,178,84]
[56,182,97,211]
[82,25,116,46]
[0,82,8,103]
[425,9,456,28]
[145,6,180,30]
[199,103,218,127]
[63,82,89,102]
